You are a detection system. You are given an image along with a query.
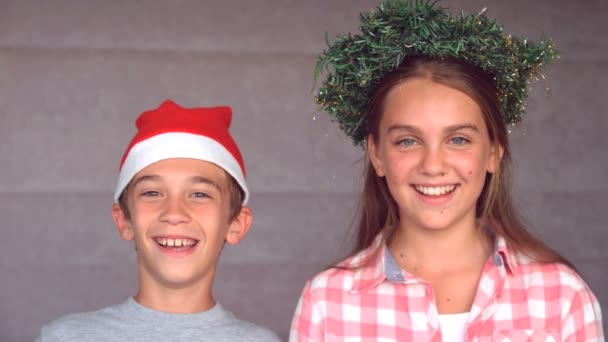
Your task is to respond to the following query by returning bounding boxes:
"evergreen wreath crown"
[314,0,558,146]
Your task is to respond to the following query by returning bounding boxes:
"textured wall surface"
[1,0,606,340]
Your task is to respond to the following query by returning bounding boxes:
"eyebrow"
[130,175,222,191]
[387,123,480,134]
[189,176,222,191]
[444,123,480,133]
[130,175,161,190]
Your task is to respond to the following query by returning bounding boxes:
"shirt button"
[428,308,439,325]
[493,253,503,266]
[481,303,496,320]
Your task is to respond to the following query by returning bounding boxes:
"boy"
[37,100,281,341]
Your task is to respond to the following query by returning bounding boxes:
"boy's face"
[112,158,252,293]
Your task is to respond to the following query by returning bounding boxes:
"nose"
[159,194,191,225]
[419,146,447,176]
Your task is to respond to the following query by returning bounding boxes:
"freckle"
[440,210,444,214]
[468,171,472,175]
[400,253,404,258]
[447,298,451,302]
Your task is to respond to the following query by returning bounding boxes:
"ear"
[225,206,253,245]
[486,142,505,174]
[367,134,385,177]
[112,203,134,241]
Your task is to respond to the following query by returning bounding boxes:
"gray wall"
[1,0,606,340]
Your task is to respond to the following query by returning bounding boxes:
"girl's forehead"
[381,79,484,128]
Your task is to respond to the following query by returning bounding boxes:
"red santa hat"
[114,100,249,204]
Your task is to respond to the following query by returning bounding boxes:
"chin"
[406,214,461,232]
[157,268,211,287]
[419,223,453,231]
[160,275,206,289]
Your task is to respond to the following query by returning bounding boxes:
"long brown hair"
[350,56,574,270]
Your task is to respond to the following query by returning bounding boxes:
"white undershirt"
[439,312,469,342]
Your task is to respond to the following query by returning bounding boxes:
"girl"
[290,1,603,341]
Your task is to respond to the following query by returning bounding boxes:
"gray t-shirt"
[36,297,282,342]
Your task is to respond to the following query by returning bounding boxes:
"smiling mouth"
[414,184,457,196]
[154,237,199,248]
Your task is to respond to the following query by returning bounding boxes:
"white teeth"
[415,185,456,196]
[156,238,196,247]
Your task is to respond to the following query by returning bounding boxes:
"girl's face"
[368,78,501,233]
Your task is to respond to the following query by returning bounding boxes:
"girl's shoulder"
[505,252,603,336]
[493,234,588,293]
[506,249,594,296]
[304,242,384,296]
[305,266,356,293]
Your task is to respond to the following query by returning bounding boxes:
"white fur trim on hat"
[114,132,249,204]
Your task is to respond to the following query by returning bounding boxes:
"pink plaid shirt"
[290,233,603,341]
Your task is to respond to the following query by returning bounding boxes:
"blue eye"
[450,137,469,144]
[192,192,210,198]
[398,138,417,146]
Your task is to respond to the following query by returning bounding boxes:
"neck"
[389,218,491,273]
[134,270,216,314]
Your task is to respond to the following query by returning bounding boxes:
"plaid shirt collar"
[346,230,519,294]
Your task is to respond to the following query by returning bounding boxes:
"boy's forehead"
[130,158,228,184]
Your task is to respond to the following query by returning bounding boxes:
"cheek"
[383,148,412,172]
[131,203,158,221]
[384,158,410,183]
[383,158,416,199]
[196,206,227,232]
[461,153,490,183]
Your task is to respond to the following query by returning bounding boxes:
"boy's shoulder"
[36,301,127,341]
[36,299,282,342]
[211,309,282,341]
